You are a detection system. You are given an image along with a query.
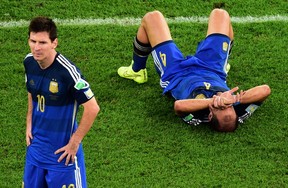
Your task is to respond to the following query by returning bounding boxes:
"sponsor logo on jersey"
[29,79,35,86]
[204,82,211,90]
[49,81,58,93]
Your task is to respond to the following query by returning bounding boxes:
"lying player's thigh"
[151,40,184,75]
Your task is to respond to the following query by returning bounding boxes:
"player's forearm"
[26,93,33,129]
[71,98,100,144]
[174,98,213,116]
[240,85,271,104]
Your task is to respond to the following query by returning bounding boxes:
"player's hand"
[221,87,240,105]
[54,139,80,166]
[26,125,33,146]
[221,87,245,105]
[213,95,229,109]
[213,87,244,109]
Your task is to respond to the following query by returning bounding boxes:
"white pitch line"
[1,15,287,28]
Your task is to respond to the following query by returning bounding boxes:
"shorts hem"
[152,40,174,50]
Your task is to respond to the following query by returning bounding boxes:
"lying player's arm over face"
[238,84,271,104]
[174,98,214,117]
[173,90,237,116]
[173,87,239,116]
[174,85,270,117]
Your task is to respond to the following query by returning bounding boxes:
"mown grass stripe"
[1,15,287,28]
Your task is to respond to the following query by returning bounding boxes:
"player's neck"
[38,51,57,69]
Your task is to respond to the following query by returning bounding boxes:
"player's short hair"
[28,16,57,41]
[210,114,239,132]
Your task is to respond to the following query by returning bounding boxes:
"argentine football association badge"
[222,42,228,52]
[49,80,59,93]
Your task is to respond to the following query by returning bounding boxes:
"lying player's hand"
[213,87,244,109]
[213,95,231,109]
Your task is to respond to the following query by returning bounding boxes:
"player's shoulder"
[55,53,77,69]
[55,53,82,82]
[23,53,37,69]
[24,53,34,62]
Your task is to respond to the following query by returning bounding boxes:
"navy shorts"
[23,157,87,188]
[152,33,232,79]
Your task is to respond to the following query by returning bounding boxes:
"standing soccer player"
[23,16,100,187]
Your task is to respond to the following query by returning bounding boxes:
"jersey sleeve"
[234,102,262,123]
[73,78,94,105]
[23,53,34,93]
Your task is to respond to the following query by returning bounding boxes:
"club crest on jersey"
[49,81,58,93]
[74,79,89,90]
[222,42,228,52]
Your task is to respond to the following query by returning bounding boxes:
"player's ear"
[52,38,58,49]
[208,113,212,121]
[208,105,213,121]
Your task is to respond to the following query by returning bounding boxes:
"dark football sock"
[132,37,152,72]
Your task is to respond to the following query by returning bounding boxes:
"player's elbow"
[261,84,271,99]
[92,103,100,117]
[263,84,271,95]
[174,100,184,116]
[84,98,100,118]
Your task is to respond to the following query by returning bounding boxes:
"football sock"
[132,37,152,72]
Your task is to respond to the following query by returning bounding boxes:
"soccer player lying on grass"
[117,8,271,132]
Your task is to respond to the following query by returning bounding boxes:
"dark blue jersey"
[24,52,94,171]
[152,35,231,100]
[152,35,261,125]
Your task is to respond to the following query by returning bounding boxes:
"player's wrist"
[70,133,82,144]
[233,101,241,106]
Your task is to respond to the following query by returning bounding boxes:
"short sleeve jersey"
[24,52,94,171]
[152,36,261,124]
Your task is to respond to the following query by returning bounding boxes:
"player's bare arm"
[238,84,271,104]
[174,98,214,116]
[26,93,33,146]
[174,87,242,116]
[55,97,100,165]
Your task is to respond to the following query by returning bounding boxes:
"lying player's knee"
[210,8,230,19]
[142,10,164,24]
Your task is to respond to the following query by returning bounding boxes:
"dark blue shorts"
[152,33,232,79]
[151,34,232,99]
[23,156,87,188]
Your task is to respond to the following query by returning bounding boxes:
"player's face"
[208,105,237,130]
[28,31,57,64]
